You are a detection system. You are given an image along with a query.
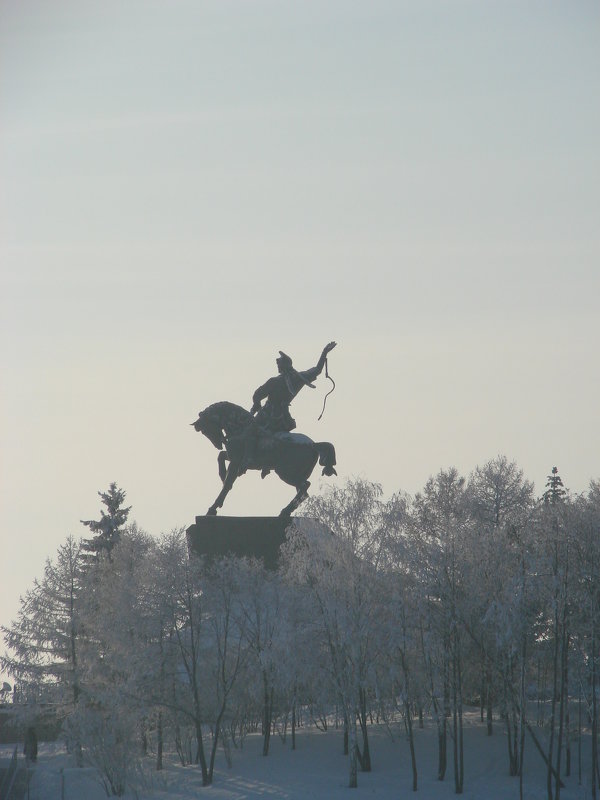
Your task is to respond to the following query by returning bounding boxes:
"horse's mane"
[203,401,253,424]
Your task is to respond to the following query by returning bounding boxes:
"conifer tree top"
[543,466,567,505]
[80,482,131,557]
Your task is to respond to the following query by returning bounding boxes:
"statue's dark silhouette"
[191,343,337,517]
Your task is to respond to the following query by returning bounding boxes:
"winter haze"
[1,0,599,654]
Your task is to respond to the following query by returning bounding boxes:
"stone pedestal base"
[186,515,293,570]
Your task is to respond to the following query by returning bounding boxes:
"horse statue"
[191,401,337,517]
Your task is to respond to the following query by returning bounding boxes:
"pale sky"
[1,1,599,658]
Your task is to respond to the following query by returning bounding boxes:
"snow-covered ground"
[1,712,592,800]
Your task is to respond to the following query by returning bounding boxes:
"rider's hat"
[278,351,316,388]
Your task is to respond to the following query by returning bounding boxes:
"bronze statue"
[191,343,338,517]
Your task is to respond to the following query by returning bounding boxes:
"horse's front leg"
[207,461,239,515]
[218,450,229,482]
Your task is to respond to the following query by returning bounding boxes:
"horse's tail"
[316,442,337,476]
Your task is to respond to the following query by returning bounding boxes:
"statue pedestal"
[186,516,293,570]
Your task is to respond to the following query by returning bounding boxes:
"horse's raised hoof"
[206,507,218,516]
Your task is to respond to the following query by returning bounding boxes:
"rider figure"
[240,342,337,473]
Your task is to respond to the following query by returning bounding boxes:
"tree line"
[2,461,600,798]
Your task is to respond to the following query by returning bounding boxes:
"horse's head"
[191,409,224,450]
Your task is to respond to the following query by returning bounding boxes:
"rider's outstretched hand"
[324,341,337,353]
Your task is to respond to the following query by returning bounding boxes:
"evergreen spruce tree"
[80,482,131,560]
[543,466,567,505]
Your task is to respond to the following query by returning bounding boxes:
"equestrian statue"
[191,342,338,517]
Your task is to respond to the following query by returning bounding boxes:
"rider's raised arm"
[301,341,337,384]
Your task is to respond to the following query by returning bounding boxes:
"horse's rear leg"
[279,480,310,518]
[207,463,239,515]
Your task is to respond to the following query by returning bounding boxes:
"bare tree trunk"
[522,718,565,788]
[192,693,209,780]
[262,672,274,757]
[565,632,571,777]
[547,575,560,800]
[555,625,568,800]
[343,711,349,755]
[194,715,209,785]
[187,624,209,786]
[555,542,571,800]
[480,658,485,723]
[519,649,526,800]
[578,678,582,786]
[565,706,571,778]
[156,712,163,771]
[506,712,516,776]
[405,696,418,791]
[442,635,450,781]
[592,591,598,800]
[357,687,372,772]
[537,657,543,727]
[458,638,464,793]
[190,653,209,783]
[438,721,447,781]
[400,648,417,791]
[208,705,229,782]
[419,620,446,780]
[486,664,494,736]
[518,609,527,800]
[348,714,358,788]
[70,620,83,767]
[452,631,464,794]
[503,656,519,777]
[453,670,460,794]
[174,719,184,765]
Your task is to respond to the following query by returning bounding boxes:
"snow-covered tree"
[465,457,534,736]
[411,467,469,791]
[305,477,388,566]
[467,455,534,531]
[67,526,157,790]
[148,530,214,783]
[1,536,85,712]
[282,505,385,789]
[235,559,286,758]
[201,558,251,779]
[66,694,141,796]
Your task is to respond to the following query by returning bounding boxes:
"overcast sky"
[1,1,599,657]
